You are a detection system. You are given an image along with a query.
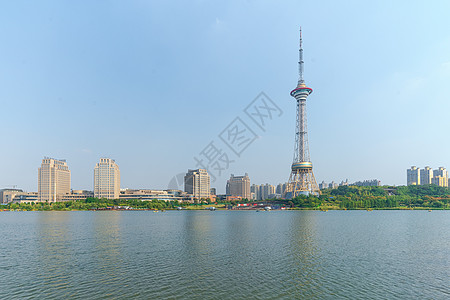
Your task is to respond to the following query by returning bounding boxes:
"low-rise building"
[61,190,94,201]
[0,188,24,204]
[119,189,188,202]
[11,192,38,203]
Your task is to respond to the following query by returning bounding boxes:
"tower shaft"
[285,28,319,198]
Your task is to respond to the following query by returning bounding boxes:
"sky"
[1,0,450,193]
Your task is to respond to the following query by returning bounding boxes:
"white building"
[94,158,120,199]
[184,169,211,199]
[38,157,71,202]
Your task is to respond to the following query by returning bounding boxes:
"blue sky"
[1,0,450,193]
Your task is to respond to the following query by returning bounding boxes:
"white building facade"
[226,173,251,199]
[94,158,120,199]
[184,169,211,199]
[38,158,71,202]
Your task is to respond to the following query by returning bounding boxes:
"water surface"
[0,210,449,299]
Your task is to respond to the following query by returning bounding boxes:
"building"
[226,173,251,199]
[339,179,349,186]
[251,184,260,200]
[407,166,421,186]
[184,169,211,199]
[420,166,433,185]
[431,176,447,187]
[261,184,275,200]
[0,188,24,204]
[12,192,38,203]
[285,29,320,198]
[319,181,328,189]
[94,158,120,199]
[62,190,94,201]
[352,179,381,187]
[119,189,188,202]
[328,181,338,189]
[433,167,448,187]
[210,188,216,195]
[38,157,71,202]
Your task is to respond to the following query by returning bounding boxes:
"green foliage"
[3,198,182,211]
[290,185,450,209]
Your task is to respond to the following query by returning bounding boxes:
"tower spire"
[298,27,304,85]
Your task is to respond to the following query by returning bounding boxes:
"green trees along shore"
[291,184,450,209]
[1,185,449,211]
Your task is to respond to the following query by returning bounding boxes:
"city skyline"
[1,1,450,194]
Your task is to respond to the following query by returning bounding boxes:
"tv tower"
[285,28,320,198]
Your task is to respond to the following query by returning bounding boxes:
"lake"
[0,210,449,299]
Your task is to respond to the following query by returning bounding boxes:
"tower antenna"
[298,27,304,84]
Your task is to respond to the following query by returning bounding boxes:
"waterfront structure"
[407,166,421,186]
[184,169,211,199]
[226,173,251,199]
[11,192,38,203]
[94,158,120,199]
[0,188,23,204]
[420,166,433,185]
[38,157,71,202]
[62,190,94,201]
[285,28,320,198]
[120,189,187,202]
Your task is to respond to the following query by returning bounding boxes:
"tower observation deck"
[285,28,320,198]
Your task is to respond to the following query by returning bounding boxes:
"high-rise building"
[276,183,283,195]
[433,167,448,187]
[420,166,433,185]
[38,157,71,202]
[226,173,251,199]
[184,169,210,199]
[328,181,338,189]
[407,166,421,185]
[94,158,120,199]
[251,184,261,200]
[319,181,327,189]
[285,28,320,198]
[261,184,275,200]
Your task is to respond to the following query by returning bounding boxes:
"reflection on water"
[0,210,449,299]
[36,212,73,299]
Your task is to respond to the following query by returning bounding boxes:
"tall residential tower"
[285,28,320,198]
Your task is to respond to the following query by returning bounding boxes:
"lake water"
[0,210,449,299]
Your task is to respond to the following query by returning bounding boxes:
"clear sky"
[1,0,450,193]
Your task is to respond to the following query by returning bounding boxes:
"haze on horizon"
[1,0,450,194]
